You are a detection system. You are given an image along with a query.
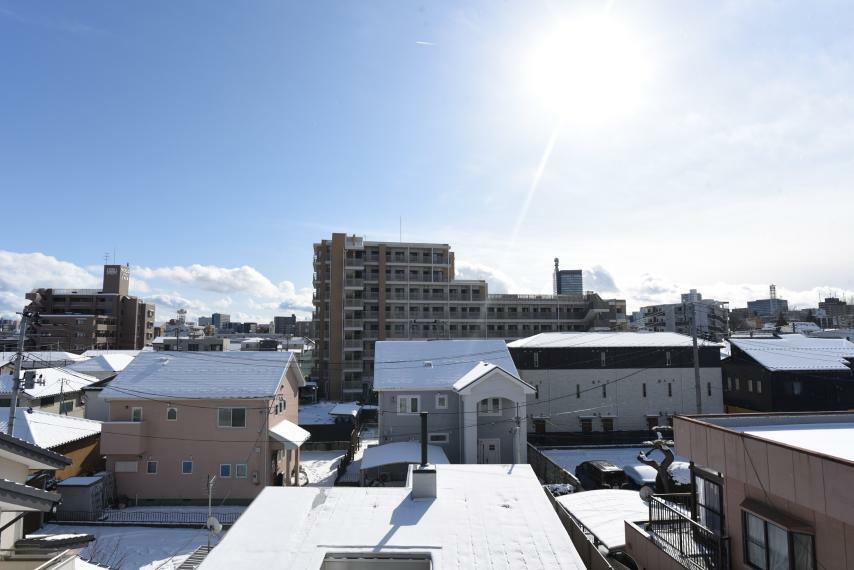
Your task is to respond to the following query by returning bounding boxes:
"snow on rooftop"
[0,351,89,365]
[0,368,98,399]
[360,441,449,470]
[298,401,339,425]
[509,332,720,349]
[199,464,585,570]
[0,408,101,449]
[373,340,518,391]
[329,402,361,417]
[58,476,103,486]
[81,349,141,358]
[730,335,854,371]
[100,351,298,401]
[734,422,854,462]
[555,489,649,551]
[544,446,688,476]
[67,354,135,374]
[269,419,311,448]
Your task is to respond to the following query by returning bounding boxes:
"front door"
[477,438,501,464]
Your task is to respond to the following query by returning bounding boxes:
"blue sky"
[2,1,854,322]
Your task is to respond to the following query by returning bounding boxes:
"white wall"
[522,367,723,432]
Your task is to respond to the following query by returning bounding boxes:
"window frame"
[397,395,420,415]
[235,463,248,479]
[166,407,178,421]
[181,460,193,475]
[217,407,247,428]
[428,432,449,444]
[478,397,502,416]
[146,460,158,475]
[131,407,143,422]
[434,393,448,410]
[219,464,232,478]
[742,509,816,570]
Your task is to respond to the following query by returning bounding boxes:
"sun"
[525,14,652,123]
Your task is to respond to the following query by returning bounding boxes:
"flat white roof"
[329,402,361,417]
[199,464,585,570]
[360,442,449,470]
[509,332,720,349]
[730,335,854,371]
[736,422,854,462]
[269,419,311,448]
[556,489,649,551]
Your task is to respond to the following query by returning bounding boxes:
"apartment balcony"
[343,339,363,350]
[448,314,484,320]
[363,331,379,340]
[385,313,407,320]
[344,259,364,270]
[100,421,148,455]
[342,381,363,393]
[344,279,364,289]
[627,494,729,570]
[343,297,364,309]
[365,274,379,283]
[343,319,363,330]
[410,312,447,320]
[364,292,379,300]
[385,293,409,301]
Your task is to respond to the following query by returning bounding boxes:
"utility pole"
[7,308,35,435]
[690,301,702,414]
[207,474,217,549]
[513,402,522,464]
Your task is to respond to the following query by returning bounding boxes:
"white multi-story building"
[641,289,729,341]
[508,332,724,433]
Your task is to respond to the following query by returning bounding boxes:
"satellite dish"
[206,516,222,534]
[639,486,654,502]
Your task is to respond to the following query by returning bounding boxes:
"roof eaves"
[0,431,71,468]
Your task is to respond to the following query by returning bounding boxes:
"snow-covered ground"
[300,450,345,486]
[298,401,338,425]
[543,446,688,475]
[40,524,224,569]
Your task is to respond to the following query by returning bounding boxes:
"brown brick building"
[25,264,155,351]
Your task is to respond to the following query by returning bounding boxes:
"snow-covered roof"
[269,420,311,449]
[100,351,300,401]
[199,464,586,570]
[81,349,141,358]
[58,476,103,487]
[360,442,450,470]
[0,351,89,366]
[544,446,688,476]
[730,335,854,371]
[298,401,339,425]
[373,340,519,391]
[0,368,99,399]
[329,402,361,417]
[734,422,854,462]
[451,361,535,393]
[556,489,649,551]
[0,408,101,449]
[509,332,721,349]
[67,354,135,374]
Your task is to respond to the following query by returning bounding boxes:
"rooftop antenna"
[399,216,402,242]
[770,284,777,300]
[103,252,111,264]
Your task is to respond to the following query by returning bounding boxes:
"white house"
[508,332,724,433]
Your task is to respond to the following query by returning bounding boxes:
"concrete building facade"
[312,233,627,400]
[642,290,730,341]
[25,265,154,351]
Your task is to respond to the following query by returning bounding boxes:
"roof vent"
[423,361,433,368]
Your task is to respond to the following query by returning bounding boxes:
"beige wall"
[673,416,854,570]
[102,364,302,502]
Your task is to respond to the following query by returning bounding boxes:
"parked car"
[574,460,627,490]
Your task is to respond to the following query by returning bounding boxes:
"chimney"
[412,411,436,500]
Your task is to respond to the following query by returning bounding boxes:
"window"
[695,472,723,534]
[435,394,448,410]
[727,376,732,391]
[602,384,607,398]
[707,382,712,397]
[235,464,248,479]
[131,407,143,422]
[146,461,158,474]
[218,407,246,428]
[220,464,232,478]
[736,377,741,390]
[646,416,659,431]
[600,352,606,367]
[533,351,539,368]
[479,398,501,415]
[397,396,420,414]
[602,418,614,432]
[756,380,763,394]
[748,379,754,392]
[181,460,193,474]
[428,433,449,444]
[642,383,647,398]
[791,381,802,396]
[580,418,593,433]
[666,351,672,366]
[576,384,580,399]
[668,383,673,397]
[743,511,815,570]
[59,401,74,414]
[166,407,178,421]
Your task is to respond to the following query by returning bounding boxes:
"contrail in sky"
[415,41,435,46]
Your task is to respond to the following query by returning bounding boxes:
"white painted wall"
[521,367,724,432]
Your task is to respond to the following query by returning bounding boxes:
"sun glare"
[526,14,652,123]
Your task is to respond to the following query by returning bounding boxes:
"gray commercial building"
[553,258,583,295]
[211,313,230,330]
[274,315,297,336]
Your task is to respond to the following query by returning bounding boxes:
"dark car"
[574,460,628,490]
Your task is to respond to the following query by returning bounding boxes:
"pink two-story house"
[100,350,308,504]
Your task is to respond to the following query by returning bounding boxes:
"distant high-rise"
[553,258,583,295]
[211,313,230,329]
[25,264,155,351]
[747,285,789,319]
[274,314,297,336]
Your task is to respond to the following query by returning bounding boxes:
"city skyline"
[2,1,853,321]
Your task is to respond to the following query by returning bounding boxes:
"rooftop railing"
[648,494,729,570]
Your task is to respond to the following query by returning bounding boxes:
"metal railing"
[648,495,729,570]
[526,444,581,487]
[49,509,241,526]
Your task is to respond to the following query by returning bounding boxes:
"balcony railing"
[647,494,729,570]
[344,279,364,288]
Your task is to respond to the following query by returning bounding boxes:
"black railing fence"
[49,509,241,526]
[526,444,582,487]
[648,494,729,570]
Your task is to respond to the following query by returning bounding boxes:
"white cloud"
[135,264,281,298]
[454,260,519,293]
[583,266,619,294]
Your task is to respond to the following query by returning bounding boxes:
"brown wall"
[53,435,104,479]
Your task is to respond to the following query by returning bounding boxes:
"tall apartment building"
[553,258,583,295]
[641,289,730,341]
[312,233,626,400]
[274,314,297,336]
[25,264,155,352]
[211,313,230,330]
[746,284,789,319]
